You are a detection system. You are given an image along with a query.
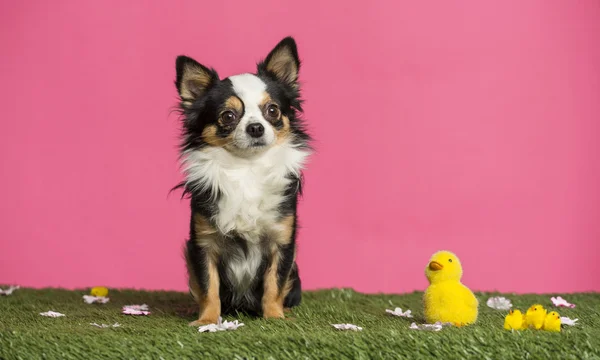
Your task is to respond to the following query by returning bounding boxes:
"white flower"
[122,304,150,315]
[486,296,512,310]
[40,311,65,317]
[198,317,244,332]
[83,295,110,304]
[0,285,20,296]
[90,322,120,328]
[409,322,452,331]
[560,317,578,326]
[386,307,413,318]
[551,296,575,308]
[331,323,363,331]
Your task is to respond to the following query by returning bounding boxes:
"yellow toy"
[90,286,109,297]
[423,250,478,326]
[525,304,547,330]
[542,311,561,332]
[504,309,526,330]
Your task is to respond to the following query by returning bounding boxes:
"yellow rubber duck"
[542,311,561,332]
[525,304,547,330]
[90,286,109,297]
[504,309,526,330]
[423,250,479,326]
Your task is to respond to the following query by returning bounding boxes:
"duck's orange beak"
[429,261,443,271]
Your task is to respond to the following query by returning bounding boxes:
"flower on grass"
[331,323,363,331]
[122,304,150,315]
[90,322,120,328]
[0,285,20,296]
[198,317,244,332]
[83,295,110,304]
[486,296,512,310]
[560,317,578,326]
[386,307,413,318]
[409,322,453,331]
[40,311,65,317]
[551,296,575,308]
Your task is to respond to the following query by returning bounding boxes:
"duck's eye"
[448,259,452,263]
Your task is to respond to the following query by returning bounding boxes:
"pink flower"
[122,304,150,315]
[551,296,575,308]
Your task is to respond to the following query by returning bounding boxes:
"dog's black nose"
[246,123,265,138]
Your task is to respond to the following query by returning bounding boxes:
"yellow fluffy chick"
[423,250,479,326]
[542,311,561,332]
[525,304,547,329]
[90,286,109,297]
[504,309,526,330]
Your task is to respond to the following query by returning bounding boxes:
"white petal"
[560,317,579,326]
[409,322,444,331]
[0,285,20,296]
[198,317,244,332]
[385,307,414,318]
[40,311,65,317]
[83,295,110,304]
[331,323,363,331]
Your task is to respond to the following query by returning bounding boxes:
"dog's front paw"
[188,317,219,326]
[263,311,285,319]
[263,304,285,319]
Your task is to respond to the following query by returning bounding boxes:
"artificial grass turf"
[0,287,599,360]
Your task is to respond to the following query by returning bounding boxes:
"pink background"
[1,1,599,294]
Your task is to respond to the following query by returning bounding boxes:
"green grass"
[0,287,599,359]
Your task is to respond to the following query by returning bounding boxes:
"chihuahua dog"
[174,37,311,325]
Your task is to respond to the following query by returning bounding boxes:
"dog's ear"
[175,56,219,108]
[258,37,300,88]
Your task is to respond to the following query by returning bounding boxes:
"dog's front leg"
[188,255,221,326]
[263,216,296,319]
[187,215,221,326]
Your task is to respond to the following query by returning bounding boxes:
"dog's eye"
[265,104,280,121]
[220,111,237,125]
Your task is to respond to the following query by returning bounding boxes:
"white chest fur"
[183,141,309,243]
